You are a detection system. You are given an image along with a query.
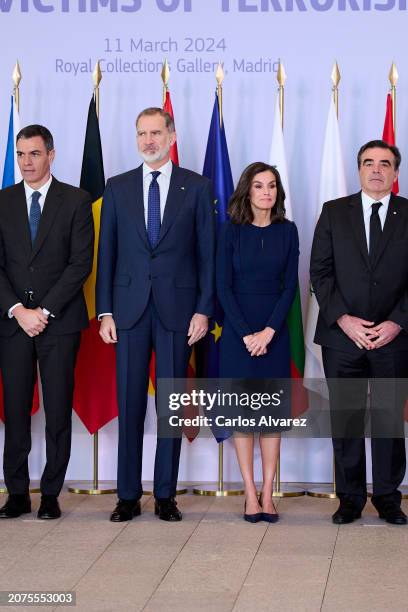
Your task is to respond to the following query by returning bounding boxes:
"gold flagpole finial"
[161,59,170,106]
[215,62,224,127]
[331,61,341,118]
[389,62,398,87]
[276,61,286,130]
[93,61,102,89]
[277,60,286,88]
[389,62,398,138]
[92,61,102,120]
[12,61,22,113]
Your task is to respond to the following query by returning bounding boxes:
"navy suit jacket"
[96,162,215,332]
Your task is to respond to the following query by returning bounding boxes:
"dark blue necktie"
[147,171,161,248]
[29,191,41,244]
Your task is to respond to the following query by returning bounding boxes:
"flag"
[73,96,118,434]
[269,94,307,416]
[2,95,22,188]
[163,90,179,165]
[0,96,39,422]
[201,91,234,441]
[382,93,399,195]
[304,98,347,396]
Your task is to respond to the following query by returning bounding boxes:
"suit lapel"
[127,166,151,250]
[30,177,62,261]
[157,163,187,245]
[348,192,370,269]
[371,193,400,268]
[13,181,32,259]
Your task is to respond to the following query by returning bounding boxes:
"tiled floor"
[0,489,407,611]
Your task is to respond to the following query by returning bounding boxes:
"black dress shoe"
[38,495,61,520]
[154,497,182,521]
[332,500,362,524]
[0,494,31,518]
[375,501,407,525]
[110,499,141,522]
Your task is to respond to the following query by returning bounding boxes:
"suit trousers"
[322,346,407,510]
[116,296,191,500]
[0,327,80,496]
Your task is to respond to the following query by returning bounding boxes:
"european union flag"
[2,96,16,188]
[200,91,234,441]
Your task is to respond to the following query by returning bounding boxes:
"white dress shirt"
[361,191,391,252]
[8,175,53,318]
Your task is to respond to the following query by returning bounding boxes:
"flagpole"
[0,62,24,495]
[69,62,116,496]
[389,62,398,139]
[271,62,305,499]
[307,62,341,500]
[194,62,243,497]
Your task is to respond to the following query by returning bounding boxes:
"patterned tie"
[147,171,161,248]
[29,191,41,244]
[369,201,383,265]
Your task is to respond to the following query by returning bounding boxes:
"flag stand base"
[307,485,337,499]
[273,484,306,498]
[193,483,244,496]
[142,482,188,496]
[68,481,117,495]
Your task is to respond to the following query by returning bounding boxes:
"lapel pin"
[393,211,397,214]
[181,186,185,190]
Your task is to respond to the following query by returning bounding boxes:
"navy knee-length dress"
[217,220,299,379]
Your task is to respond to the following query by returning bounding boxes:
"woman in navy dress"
[216,162,299,522]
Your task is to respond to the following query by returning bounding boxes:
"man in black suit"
[0,125,94,519]
[96,107,215,522]
[311,140,408,525]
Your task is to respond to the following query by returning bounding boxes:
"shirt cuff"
[98,313,113,321]
[8,303,23,318]
[41,307,55,318]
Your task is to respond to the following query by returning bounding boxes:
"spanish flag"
[73,97,118,434]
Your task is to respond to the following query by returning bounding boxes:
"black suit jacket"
[96,163,215,331]
[0,177,94,336]
[310,191,408,354]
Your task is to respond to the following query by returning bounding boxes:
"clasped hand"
[13,305,48,338]
[243,327,275,357]
[337,314,401,350]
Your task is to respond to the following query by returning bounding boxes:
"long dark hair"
[228,162,286,225]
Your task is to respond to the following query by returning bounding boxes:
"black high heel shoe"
[244,499,262,523]
[259,493,279,523]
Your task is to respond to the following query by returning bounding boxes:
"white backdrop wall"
[0,1,407,483]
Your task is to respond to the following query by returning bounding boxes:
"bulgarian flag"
[382,93,399,194]
[73,96,118,434]
[269,94,307,416]
[0,95,40,421]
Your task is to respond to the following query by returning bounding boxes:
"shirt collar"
[24,174,53,201]
[142,158,173,180]
[361,190,391,213]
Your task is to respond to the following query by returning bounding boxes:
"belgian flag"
[73,97,118,434]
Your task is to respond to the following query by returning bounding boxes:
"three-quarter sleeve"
[216,223,252,338]
[266,222,299,332]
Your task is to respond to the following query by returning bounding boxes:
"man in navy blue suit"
[96,108,215,522]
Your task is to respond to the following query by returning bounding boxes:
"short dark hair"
[357,139,401,170]
[136,107,175,132]
[228,162,286,225]
[16,124,54,152]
